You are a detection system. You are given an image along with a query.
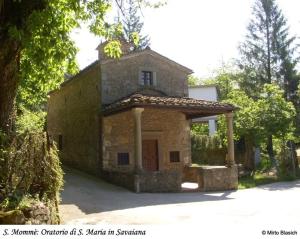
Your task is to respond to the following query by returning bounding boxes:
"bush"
[191,134,223,150]
[191,123,209,135]
[191,134,226,165]
[15,108,46,134]
[0,132,63,224]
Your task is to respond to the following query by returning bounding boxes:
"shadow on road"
[61,167,235,214]
[257,179,300,191]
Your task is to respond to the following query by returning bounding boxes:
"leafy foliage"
[223,90,261,142]
[235,0,299,172]
[0,0,161,112]
[191,134,223,150]
[0,132,63,214]
[257,84,296,140]
[201,65,241,101]
[13,0,112,109]
[187,75,200,86]
[191,134,226,166]
[217,84,295,144]
[15,107,46,134]
[191,123,209,135]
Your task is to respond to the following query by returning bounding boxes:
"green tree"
[257,84,296,170]
[238,0,298,97]
[218,84,295,170]
[0,0,160,133]
[257,84,295,142]
[188,75,200,86]
[238,0,299,163]
[202,65,241,101]
[221,90,262,170]
[120,0,150,50]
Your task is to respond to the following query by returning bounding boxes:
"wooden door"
[142,139,159,172]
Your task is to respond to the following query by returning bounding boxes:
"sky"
[71,0,300,78]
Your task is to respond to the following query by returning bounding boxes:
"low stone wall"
[101,171,136,191]
[183,165,238,192]
[137,171,182,193]
[182,166,201,182]
[102,170,182,192]
[0,202,55,225]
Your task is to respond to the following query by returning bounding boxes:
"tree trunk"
[287,141,297,177]
[0,37,20,134]
[266,19,272,85]
[244,135,255,171]
[267,135,278,172]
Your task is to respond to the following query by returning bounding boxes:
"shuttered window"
[142,71,153,86]
[170,151,180,163]
[117,153,130,165]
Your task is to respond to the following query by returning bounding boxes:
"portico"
[102,91,237,192]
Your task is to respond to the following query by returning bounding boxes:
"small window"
[142,71,153,86]
[58,135,63,150]
[117,153,129,165]
[170,151,180,163]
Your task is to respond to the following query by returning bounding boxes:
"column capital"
[225,112,234,118]
[132,107,144,116]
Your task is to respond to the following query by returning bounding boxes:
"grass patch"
[238,173,278,189]
[238,172,300,189]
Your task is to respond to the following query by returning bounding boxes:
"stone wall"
[101,52,190,104]
[0,202,56,225]
[47,63,102,175]
[101,170,182,192]
[183,165,238,191]
[102,108,191,173]
[182,166,201,182]
[102,111,135,172]
[101,171,136,191]
[138,171,182,192]
[142,108,191,171]
[199,166,238,191]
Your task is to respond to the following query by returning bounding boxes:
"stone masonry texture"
[47,63,102,175]
[101,52,189,104]
[103,108,191,173]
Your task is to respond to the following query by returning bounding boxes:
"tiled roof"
[103,92,235,117]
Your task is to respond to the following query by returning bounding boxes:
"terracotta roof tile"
[103,93,235,117]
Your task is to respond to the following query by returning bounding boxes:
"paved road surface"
[60,168,300,226]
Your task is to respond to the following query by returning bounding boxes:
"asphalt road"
[60,168,300,227]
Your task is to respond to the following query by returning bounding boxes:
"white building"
[188,85,218,136]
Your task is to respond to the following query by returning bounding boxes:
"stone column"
[226,112,235,167]
[132,107,144,173]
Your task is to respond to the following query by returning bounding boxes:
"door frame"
[142,131,163,171]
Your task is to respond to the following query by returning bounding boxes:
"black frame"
[142,71,153,86]
[170,151,180,163]
[117,152,130,165]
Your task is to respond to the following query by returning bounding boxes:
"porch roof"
[102,92,236,119]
